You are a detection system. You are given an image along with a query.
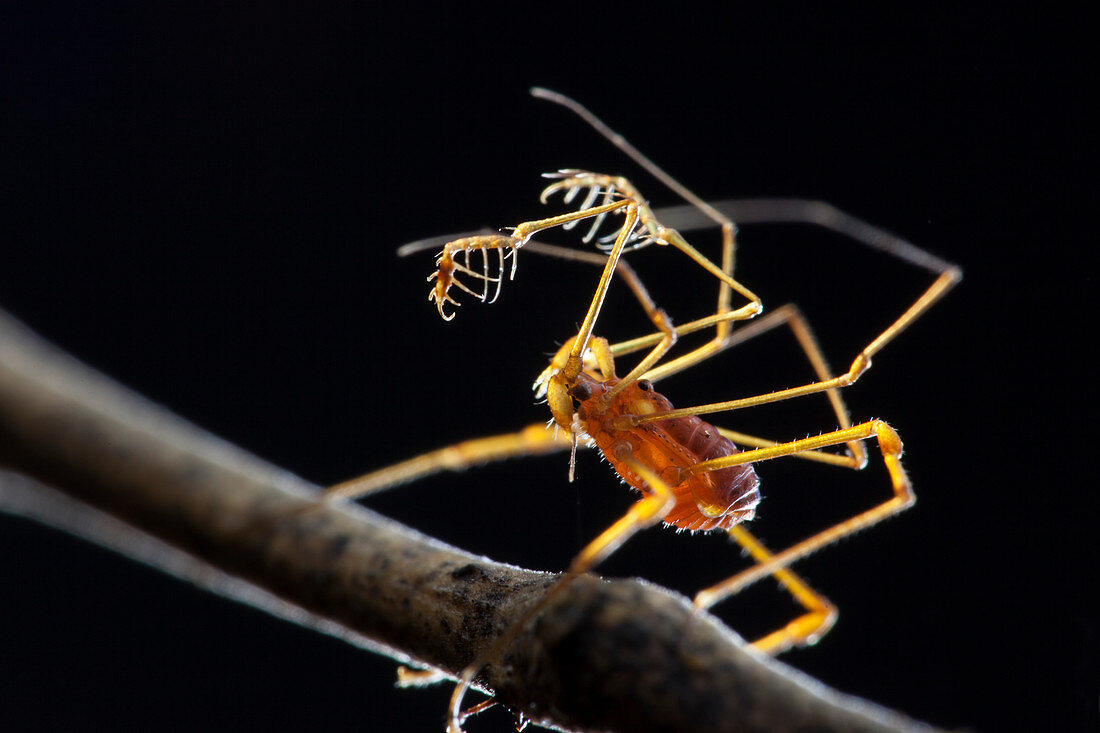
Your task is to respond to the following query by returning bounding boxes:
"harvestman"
[325,88,961,731]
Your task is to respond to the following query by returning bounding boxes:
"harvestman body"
[326,88,961,731]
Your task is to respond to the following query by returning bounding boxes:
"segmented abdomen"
[658,414,760,531]
[578,378,760,533]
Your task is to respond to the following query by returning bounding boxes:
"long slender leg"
[629,254,958,426]
[603,194,962,390]
[647,303,868,467]
[657,198,958,280]
[445,449,678,733]
[522,241,757,373]
[725,525,837,654]
[323,423,571,503]
[617,199,962,410]
[538,170,760,324]
[697,349,876,654]
[519,240,757,411]
[523,241,663,328]
[521,234,683,402]
[713,427,860,469]
[607,253,959,431]
[688,420,912,611]
[562,201,641,372]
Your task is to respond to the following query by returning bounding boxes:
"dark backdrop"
[1,6,1091,732]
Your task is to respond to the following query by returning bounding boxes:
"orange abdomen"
[576,377,760,532]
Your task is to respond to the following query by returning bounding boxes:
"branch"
[0,308,942,733]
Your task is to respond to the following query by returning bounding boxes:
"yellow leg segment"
[693,420,912,611]
[638,264,960,425]
[714,427,862,469]
[719,525,838,654]
[324,423,571,503]
[643,302,868,468]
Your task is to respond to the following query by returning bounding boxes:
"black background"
[1,5,1092,732]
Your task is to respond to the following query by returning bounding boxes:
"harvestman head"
[327,88,962,732]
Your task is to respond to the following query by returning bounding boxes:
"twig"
[0,307,942,733]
